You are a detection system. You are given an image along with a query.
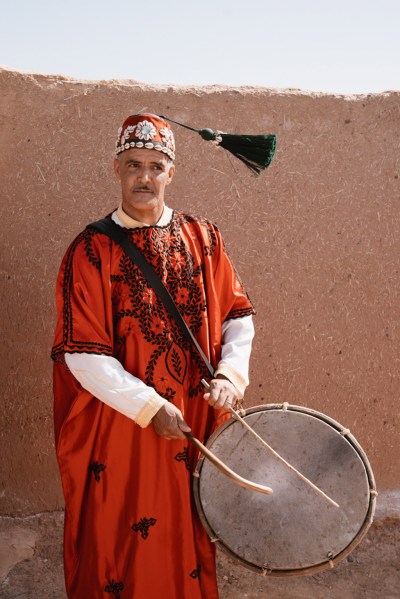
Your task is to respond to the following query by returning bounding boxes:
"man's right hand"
[152,403,191,440]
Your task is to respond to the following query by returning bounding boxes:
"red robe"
[52,211,254,599]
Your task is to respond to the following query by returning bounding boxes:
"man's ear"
[114,158,121,180]
[166,163,175,185]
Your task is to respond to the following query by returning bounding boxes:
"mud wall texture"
[0,67,399,516]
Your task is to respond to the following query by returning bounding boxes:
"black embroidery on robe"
[226,306,255,319]
[166,342,187,384]
[131,517,157,540]
[104,579,124,597]
[51,211,254,388]
[50,227,113,363]
[89,461,106,482]
[84,227,102,270]
[111,213,210,397]
[174,447,190,470]
[180,213,218,256]
[190,565,201,580]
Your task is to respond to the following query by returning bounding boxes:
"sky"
[0,0,399,94]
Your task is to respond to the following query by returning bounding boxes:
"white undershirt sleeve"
[65,314,254,424]
[65,353,167,428]
[214,314,255,398]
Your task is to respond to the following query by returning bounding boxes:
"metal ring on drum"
[193,404,377,577]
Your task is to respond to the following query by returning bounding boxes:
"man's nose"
[137,167,151,182]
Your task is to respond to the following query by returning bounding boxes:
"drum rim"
[193,403,377,577]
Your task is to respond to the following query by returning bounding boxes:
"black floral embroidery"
[166,342,187,384]
[131,517,157,540]
[174,447,190,470]
[104,579,124,597]
[84,227,102,270]
[89,461,106,482]
[111,213,209,397]
[227,306,255,319]
[190,565,201,580]
[51,211,254,393]
[181,213,218,256]
[50,227,113,363]
[171,347,182,377]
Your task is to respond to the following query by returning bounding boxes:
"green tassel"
[214,133,277,175]
[160,116,277,175]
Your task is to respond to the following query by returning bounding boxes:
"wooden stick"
[184,431,273,495]
[201,379,339,508]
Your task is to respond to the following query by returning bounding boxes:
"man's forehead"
[120,148,170,164]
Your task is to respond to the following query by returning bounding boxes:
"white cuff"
[65,353,167,428]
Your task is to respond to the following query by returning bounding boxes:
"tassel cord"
[159,115,200,134]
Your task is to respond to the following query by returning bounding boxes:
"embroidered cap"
[115,114,175,160]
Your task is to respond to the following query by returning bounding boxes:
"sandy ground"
[0,511,399,599]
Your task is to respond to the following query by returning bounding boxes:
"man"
[52,114,255,598]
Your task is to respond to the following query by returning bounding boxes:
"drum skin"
[193,404,377,577]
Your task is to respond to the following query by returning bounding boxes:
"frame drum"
[193,404,376,577]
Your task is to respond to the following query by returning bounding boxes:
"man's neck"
[116,204,173,229]
[121,203,164,226]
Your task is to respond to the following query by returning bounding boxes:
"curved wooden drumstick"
[183,431,273,495]
[201,379,339,508]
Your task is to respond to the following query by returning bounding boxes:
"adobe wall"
[0,67,398,515]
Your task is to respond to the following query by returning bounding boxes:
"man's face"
[114,148,175,222]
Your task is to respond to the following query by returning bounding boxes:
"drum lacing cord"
[327,552,335,568]
[210,536,219,543]
[282,402,289,411]
[370,489,378,497]
[340,428,350,436]
[192,471,200,478]
[261,564,272,576]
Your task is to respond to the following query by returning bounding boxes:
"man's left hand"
[203,377,239,410]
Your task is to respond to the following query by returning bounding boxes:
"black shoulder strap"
[89,218,215,378]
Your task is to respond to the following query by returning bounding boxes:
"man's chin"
[130,192,157,202]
